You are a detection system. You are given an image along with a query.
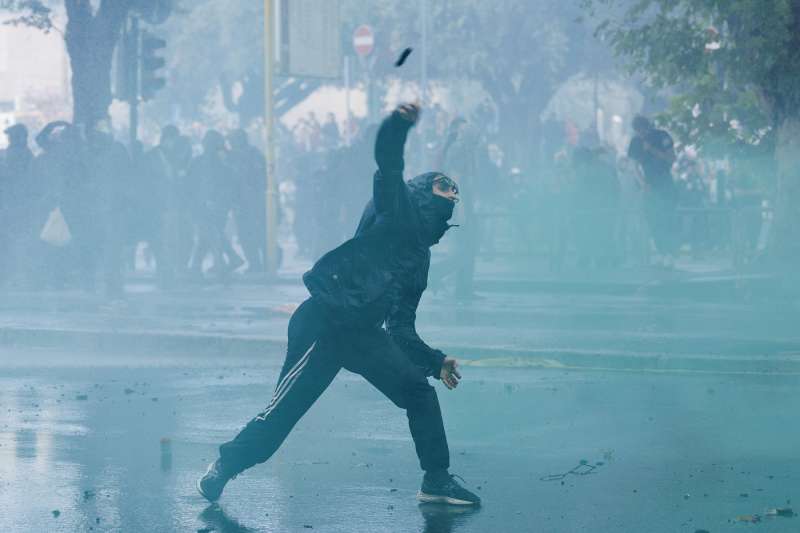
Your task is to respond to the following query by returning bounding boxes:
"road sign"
[353,24,374,57]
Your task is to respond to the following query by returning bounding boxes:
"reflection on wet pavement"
[419,504,480,533]
[2,348,800,532]
[199,504,258,533]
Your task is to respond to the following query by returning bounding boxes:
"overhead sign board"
[282,0,341,79]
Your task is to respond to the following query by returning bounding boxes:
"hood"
[408,172,457,246]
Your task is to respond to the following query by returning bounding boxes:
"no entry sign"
[353,24,374,57]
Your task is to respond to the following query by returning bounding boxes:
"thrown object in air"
[736,514,761,523]
[395,47,413,67]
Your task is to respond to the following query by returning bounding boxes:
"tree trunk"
[769,115,800,268]
[64,0,129,128]
[68,35,116,128]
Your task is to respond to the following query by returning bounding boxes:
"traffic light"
[140,30,166,100]
[114,17,142,103]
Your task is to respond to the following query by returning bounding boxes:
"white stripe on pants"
[254,341,316,421]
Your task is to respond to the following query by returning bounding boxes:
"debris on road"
[766,507,795,517]
[160,437,173,471]
[540,459,603,482]
[736,514,761,523]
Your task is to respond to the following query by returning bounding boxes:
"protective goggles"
[433,175,460,201]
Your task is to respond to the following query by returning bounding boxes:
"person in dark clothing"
[0,124,34,283]
[1,124,34,179]
[82,122,131,297]
[227,129,268,273]
[627,115,678,267]
[198,104,480,507]
[189,130,243,277]
[33,122,86,288]
[146,125,194,286]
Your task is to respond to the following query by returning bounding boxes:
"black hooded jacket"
[303,110,454,377]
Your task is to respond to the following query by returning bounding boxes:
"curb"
[0,327,286,357]
[473,274,780,300]
[453,347,800,375]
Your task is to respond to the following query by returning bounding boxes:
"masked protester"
[198,104,481,507]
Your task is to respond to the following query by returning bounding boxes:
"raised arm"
[372,104,419,214]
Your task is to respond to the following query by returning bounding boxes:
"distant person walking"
[189,130,243,278]
[627,115,678,267]
[227,129,268,273]
[147,125,194,286]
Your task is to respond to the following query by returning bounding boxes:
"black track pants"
[218,298,450,475]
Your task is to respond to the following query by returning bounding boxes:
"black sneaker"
[417,472,481,506]
[196,459,236,502]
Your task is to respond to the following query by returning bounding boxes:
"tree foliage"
[341,0,599,164]
[3,0,171,126]
[1,0,57,32]
[159,0,261,120]
[583,0,800,156]
[583,0,800,262]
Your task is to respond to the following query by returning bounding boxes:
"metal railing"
[470,203,772,272]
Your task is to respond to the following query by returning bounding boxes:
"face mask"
[420,194,456,245]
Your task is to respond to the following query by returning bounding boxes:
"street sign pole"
[344,55,351,146]
[353,25,375,123]
[264,0,278,274]
[420,0,428,168]
[128,16,140,146]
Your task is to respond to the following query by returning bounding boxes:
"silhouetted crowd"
[0,121,269,296]
[0,109,762,299]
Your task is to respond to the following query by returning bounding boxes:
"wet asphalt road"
[1,349,800,532]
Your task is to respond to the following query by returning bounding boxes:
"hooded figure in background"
[200,104,481,508]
